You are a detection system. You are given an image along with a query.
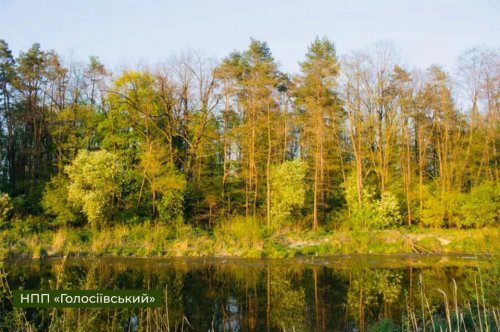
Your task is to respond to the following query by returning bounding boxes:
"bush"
[344,174,402,230]
[416,184,446,228]
[41,174,80,227]
[0,193,13,228]
[374,192,401,229]
[215,216,263,250]
[458,181,499,228]
[158,189,184,226]
[65,149,123,228]
[270,160,308,227]
[366,318,400,332]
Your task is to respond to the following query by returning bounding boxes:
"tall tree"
[221,39,281,223]
[13,43,52,200]
[295,37,342,229]
[390,65,415,225]
[0,40,16,190]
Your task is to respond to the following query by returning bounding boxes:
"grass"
[359,265,500,332]
[402,270,500,332]
[0,219,498,259]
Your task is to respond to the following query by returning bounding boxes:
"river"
[1,255,498,331]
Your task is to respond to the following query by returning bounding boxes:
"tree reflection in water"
[1,256,498,331]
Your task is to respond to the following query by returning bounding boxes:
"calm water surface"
[1,255,498,331]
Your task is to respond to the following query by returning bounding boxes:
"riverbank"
[1,223,498,259]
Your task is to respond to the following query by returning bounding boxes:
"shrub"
[344,174,401,230]
[215,216,262,249]
[41,174,80,227]
[366,318,400,332]
[0,193,13,228]
[416,184,446,228]
[65,149,123,228]
[157,188,185,226]
[270,160,308,227]
[458,181,499,228]
[374,192,402,229]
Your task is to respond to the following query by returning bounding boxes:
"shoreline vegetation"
[1,225,498,260]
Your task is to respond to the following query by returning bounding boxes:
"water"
[1,255,498,331]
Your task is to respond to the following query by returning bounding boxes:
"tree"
[14,43,49,198]
[457,181,499,228]
[41,174,80,226]
[295,37,343,229]
[214,59,240,217]
[0,192,13,228]
[65,149,122,227]
[341,46,403,222]
[85,56,108,108]
[341,52,370,211]
[0,40,16,191]
[140,142,186,223]
[456,47,500,187]
[365,44,401,196]
[390,65,415,225]
[220,39,282,224]
[270,160,307,227]
[166,53,221,224]
[344,174,401,230]
[48,56,107,173]
[415,66,465,226]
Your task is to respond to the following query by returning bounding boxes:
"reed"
[405,269,499,332]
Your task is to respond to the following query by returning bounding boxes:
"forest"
[0,37,498,256]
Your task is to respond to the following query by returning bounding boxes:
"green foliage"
[344,175,401,230]
[458,181,499,228]
[417,185,446,227]
[0,38,499,241]
[138,147,187,224]
[0,193,13,228]
[158,188,185,225]
[417,237,443,252]
[416,181,499,228]
[344,174,375,229]
[374,192,402,229]
[214,216,264,252]
[41,174,80,227]
[65,150,122,227]
[299,36,339,92]
[140,148,187,223]
[366,318,400,332]
[270,160,308,226]
[50,105,103,170]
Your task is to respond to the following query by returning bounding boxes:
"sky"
[0,0,499,73]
